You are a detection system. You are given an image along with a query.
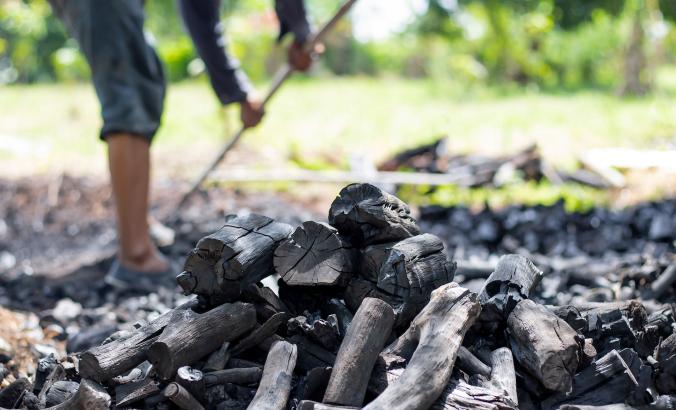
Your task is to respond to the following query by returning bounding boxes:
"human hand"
[240,97,264,129]
[288,40,324,72]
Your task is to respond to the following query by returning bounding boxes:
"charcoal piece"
[299,401,359,409]
[274,221,354,287]
[286,335,337,373]
[45,379,110,410]
[178,214,293,305]
[328,183,420,246]
[323,299,353,337]
[203,341,230,373]
[33,354,58,395]
[45,380,79,407]
[176,366,205,401]
[288,315,340,351]
[299,367,332,401]
[323,298,395,407]
[507,299,581,392]
[66,324,118,354]
[0,377,30,409]
[147,302,256,380]
[456,346,492,378]
[79,299,198,382]
[645,263,676,300]
[343,277,421,328]
[431,379,516,410]
[230,312,288,356]
[248,341,297,410]
[479,254,543,320]
[656,333,676,394]
[114,377,159,408]
[364,284,481,410]
[485,348,518,407]
[164,382,204,410]
[204,367,263,386]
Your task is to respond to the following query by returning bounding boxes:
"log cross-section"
[364,283,481,410]
[178,214,293,305]
[328,183,420,246]
[274,221,355,286]
[147,302,256,380]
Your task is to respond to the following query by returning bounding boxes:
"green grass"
[1,71,675,182]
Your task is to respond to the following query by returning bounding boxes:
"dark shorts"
[49,0,166,142]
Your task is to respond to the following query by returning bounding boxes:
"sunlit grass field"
[1,69,676,183]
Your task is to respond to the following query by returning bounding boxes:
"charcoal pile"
[0,183,674,410]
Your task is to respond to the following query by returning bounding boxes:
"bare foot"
[120,245,170,273]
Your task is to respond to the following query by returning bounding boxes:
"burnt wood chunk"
[114,377,159,408]
[147,302,256,380]
[479,254,543,320]
[79,299,197,382]
[204,367,263,386]
[646,263,676,300]
[231,312,289,356]
[542,349,640,409]
[507,299,581,392]
[0,378,30,409]
[323,298,395,407]
[432,379,517,410]
[486,348,518,406]
[45,380,79,407]
[328,183,420,246]
[164,382,205,410]
[274,221,354,286]
[176,366,205,400]
[656,333,676,394]
[299,401,359,410]
[44,379,111,410]
[203,341,230,372]
[457,346,492,378]
[178,214,293,305]
[247,341,297,410]
[360,233,456,300]
[364,283,481,410]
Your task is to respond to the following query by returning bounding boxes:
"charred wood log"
[542,349,639,409]
[78,299,197,382]
[44,381,79,407]
[328,183,420,246]
[507,299,582,392]
[37,365,65,408]
[226,358,264,370]
[0,378,30,409]
[432,379,517,410]
[247,340,297,410]
[176,366,205,401]
[43,379,110,410]
[288,314,341,351]
[479,254,543,321]
[178,214,293,305]
[656,333,676,394]
[114,377,159,408]
[457,346,492,378]
[323,297,395,407]
[299,367,333,401]
[274,221,355,287]
[164,382,204,410]
[204,367,263,386]
[486,348,518,407]
[203,341,230,372]
[230,312,288,356]
[364,283,481,410]
[147,302,256,380]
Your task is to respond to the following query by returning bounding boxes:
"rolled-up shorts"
[49,0,165,142]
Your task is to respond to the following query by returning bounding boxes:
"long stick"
[176,0,359,211]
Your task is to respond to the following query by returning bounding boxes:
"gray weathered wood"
[486,348,517,406]
[328,183,420,246]
[163,382,205,410]
[432,379,517,410]
[178,214,293,305]
[274,221,354,286]
[247,340,298,410]
[323,298,395,407]
[147,302,256,380]
[507,299,581,392]
[364,283,481,410]
[78,299,197,382]
[203,341,230,372]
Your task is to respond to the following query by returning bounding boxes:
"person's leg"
[107,133,168,272]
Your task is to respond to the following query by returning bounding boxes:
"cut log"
[360,233,456,302]
[274,221,354,286]
[230,312,288,356]
[479,254,543,321]
[457,346,492,378]
[147,302,256,380]
[486,348,517,406]
[114,377,159,408]
[178,214,293,305]
[247,340,297,410]
[656,333,676,394]
[323,298,395,407]
[507,299,581,392]
[78,299,197,382]
[432,379,517,410]
[43,379,110,410]
[204,367,263,386]
[328,183,420,246]
[163,382,205,410]
[542,349,639,409]
[364,283,481,410]
[203,341,230,372]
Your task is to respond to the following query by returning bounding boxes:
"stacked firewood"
[1,183,674,410]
